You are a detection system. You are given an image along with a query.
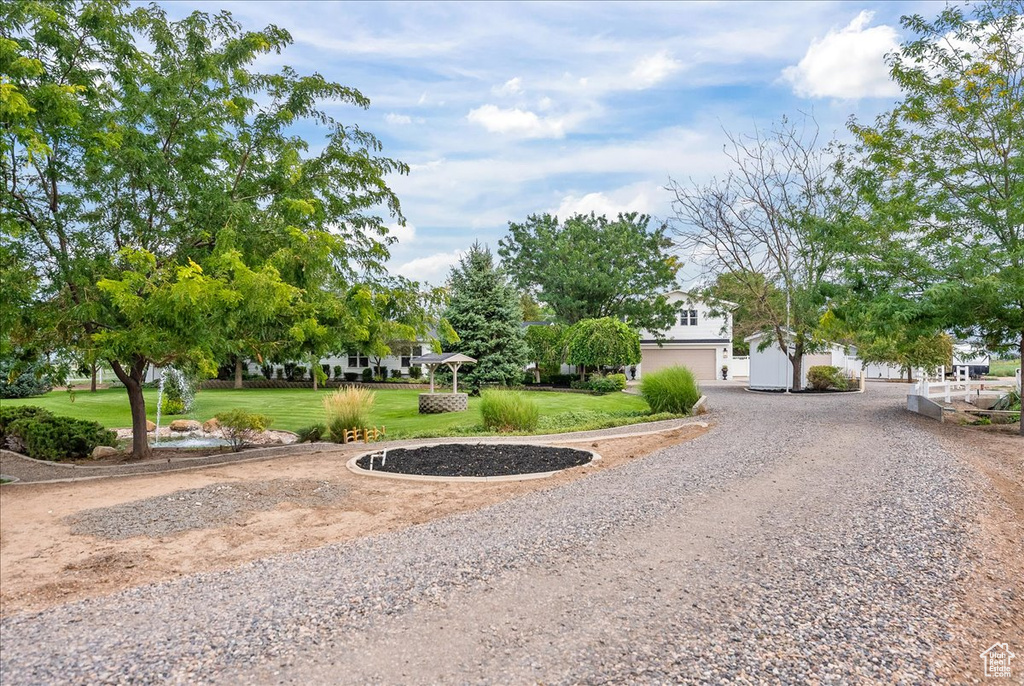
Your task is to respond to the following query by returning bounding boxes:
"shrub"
[390,369,403,379]
[542,373,575,387]
[344,371,359,382]
[0,405,53,443]
[480,390,539,432]
[260,363,274,380]
[408,365,422,380]
[806,365,848,391]
[374,366,387,381]
[275,368,284,380]
[323,387,376,442]
[295,423,327,443]
[6,414,116,461]
[291,365,307,381]
[333,365,343,380]
[640,365,701,414]
[570,373,627,393]
[161,398,186,415]
[361,367,374,382]
[215,409,272,452]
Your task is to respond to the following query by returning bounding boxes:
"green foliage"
[443,243,530,391]
[993,390,1021,412]
[295,423,327,443]
[214,409,271,452]
[0,358,53,399]
[500,212,680,331]
[361,367,374,382]
[6,414,116,461]
[480,390,539,432]
[408,365,422,380]
[571,373,627,393]
[332,365,343,380]
[0,405,53,442]
[845,0,1024,386]
[390,369,402,379]
[323,387,375,442]
[563,318,641,372]
[0,2,407,456]
[806,366,848,391]
[640,366,701,415]
[161,398,186,416]
[524,323,565,380]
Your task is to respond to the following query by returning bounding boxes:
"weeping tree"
[562,317,641,380]
[1,1,406,457]
[668,116,854,391]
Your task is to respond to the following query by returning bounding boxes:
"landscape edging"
[345,446,601,483]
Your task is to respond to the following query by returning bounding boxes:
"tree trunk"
[1019,333,1023,437]
[533,365,541,383]
[906,366,912,382]
[789,341,804,391]
[90,362,98,392]
[234,357,244,389]
[111,357,151,460]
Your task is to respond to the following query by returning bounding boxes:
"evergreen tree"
[443,243,529,391]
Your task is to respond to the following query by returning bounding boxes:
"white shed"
[746,332,859,390]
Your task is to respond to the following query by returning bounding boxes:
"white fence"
[729,356,749,378]
[913,365,1020,402]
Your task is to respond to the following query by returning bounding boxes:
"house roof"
[411,353,477,365]
[664,290,739,310]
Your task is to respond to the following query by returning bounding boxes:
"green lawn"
[3,387,656,438]
[990,358,1021,376]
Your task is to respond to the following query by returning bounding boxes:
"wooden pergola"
[411,353,477,394]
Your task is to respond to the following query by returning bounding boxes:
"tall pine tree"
[444,243,529,391]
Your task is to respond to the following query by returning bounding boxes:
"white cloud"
[629,50,683,89]
[393,250,464,285]
[386,221,416,245]
[466,104,566,139]
[385,112,413,125]
[551,184,660,219]
[493,77,523,96]
[781,11,901,99]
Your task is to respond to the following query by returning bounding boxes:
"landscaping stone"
[90,446,119,459]
[146,420,156,432]
[168,420,201,432]
[201,418,219,433]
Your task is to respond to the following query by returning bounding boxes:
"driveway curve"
[0,383,1008,683]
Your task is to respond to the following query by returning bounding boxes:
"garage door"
[641,348,717,380]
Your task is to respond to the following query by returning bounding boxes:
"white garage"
[640,346,719,380]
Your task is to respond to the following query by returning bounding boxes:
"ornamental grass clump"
[480,390,539,432]
[640,365,701,414]
[323,387,376,442]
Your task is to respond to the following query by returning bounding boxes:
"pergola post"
[449,362,462,394]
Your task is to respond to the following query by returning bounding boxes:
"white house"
[746,331,860,390]
[635,292,734,381]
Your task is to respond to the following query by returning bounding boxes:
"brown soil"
[930,421,1024,682]
[0,424,707,617]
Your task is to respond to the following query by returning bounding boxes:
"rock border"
[346,445,600,483]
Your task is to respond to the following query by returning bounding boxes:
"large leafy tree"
[562,317,641,379]
[498,212,681,331]
[668,116,854,390]
[1,1,406,456]
[846,0,1023,431]
[443,243,529,391]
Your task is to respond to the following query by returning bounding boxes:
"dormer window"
[680,309,698,326]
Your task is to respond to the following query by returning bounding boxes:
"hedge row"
[0,406,117,461]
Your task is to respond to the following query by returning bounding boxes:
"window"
[680,309,698,326]
[347,351,369,368]
[400,345,423,368]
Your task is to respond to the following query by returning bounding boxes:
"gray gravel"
[65,479,347,540]
[0,384,983,684]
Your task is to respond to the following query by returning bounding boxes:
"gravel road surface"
[0,384,989,683]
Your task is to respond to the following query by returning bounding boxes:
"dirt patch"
[0,423,707,616]
[354,444,592,477]
[927,422,1024,681]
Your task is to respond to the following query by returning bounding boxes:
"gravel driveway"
[0,384,991,683]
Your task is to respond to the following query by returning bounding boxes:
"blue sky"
[162,0,941,285]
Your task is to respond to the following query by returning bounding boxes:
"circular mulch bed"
[353,443,593,478]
